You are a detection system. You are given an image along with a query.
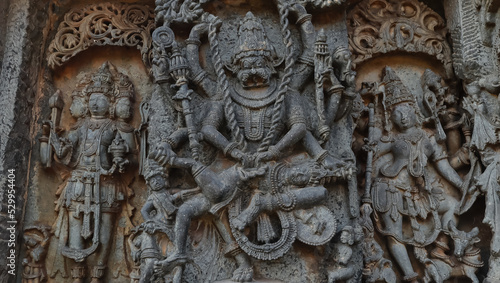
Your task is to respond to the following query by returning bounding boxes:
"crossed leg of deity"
[153,164,266,282]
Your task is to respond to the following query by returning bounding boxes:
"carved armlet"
[433,150,448,162]
[192,70,208,85]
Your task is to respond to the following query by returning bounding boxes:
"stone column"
[0,0,46,281]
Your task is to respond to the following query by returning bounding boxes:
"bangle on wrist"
[224,142,238,156]
[314,150,329,163]
[192,70,207,85]
[162,137,175,148]
[268,146,280,158]
[185,38,201,46]
[296,14,312,25]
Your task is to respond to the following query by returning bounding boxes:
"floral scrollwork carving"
[47,3,155,69]
[348,0,453,77]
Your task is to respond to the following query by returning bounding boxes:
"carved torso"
[380,129,434,179]
[205,86,306,153]
[74,118,114,170]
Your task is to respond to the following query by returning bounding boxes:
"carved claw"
[151,142,175,166]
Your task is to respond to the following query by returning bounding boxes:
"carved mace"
[169,43,201,161]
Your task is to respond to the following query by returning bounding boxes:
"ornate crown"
[72,74,92,98]
[85,62,115,98]
[232,12,273,63]
[115,73,135,101]
[382,66,415,108]
[144,160,168,181]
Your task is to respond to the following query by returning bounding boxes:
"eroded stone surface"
[4,0,500,282]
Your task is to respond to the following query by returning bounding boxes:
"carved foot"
[233,194,264,231]
[71,265,85,283]
[232,266,253,282]
[403,272,420,283]
[154,253,188,275]
[90,265,105,283]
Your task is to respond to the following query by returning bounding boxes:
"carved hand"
[230,148,253,167]
[362,138,377,153]
[321,155,347,170]
[360,82,382,98]
[288,3,307,18]
[56,137,72,158]
[201,12,218,26]
[190,22,208,39]
[255,146,280,164]
[152,142,175,166]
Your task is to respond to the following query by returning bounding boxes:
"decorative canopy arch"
[347,0,453,78]
[47,2,155,70]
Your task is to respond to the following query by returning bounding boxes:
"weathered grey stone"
[4,0,500,282]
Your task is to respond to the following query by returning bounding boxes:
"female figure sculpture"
[369,67,463,282]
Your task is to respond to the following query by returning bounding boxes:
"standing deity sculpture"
[40,62,136,282]
[363,67,471,282]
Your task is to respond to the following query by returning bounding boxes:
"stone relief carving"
[462,75,500,282]
[348,0,454,77]
[47,3,155,70]
[15,0,500,282]
[361,66,481,283]
[39,62,137,282]
[135,1,359,282]
[22,225,51,283]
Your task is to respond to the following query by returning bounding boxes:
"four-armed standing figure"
[42,62,135,283]
[369,67,463,283]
